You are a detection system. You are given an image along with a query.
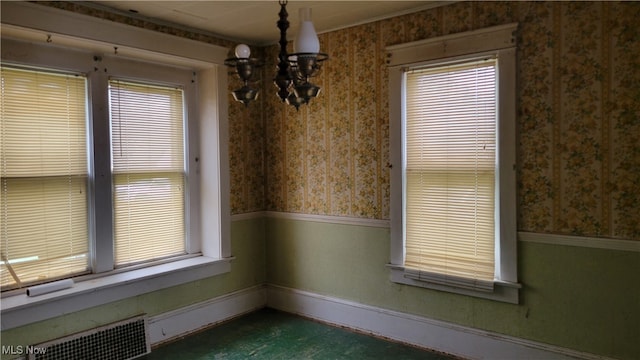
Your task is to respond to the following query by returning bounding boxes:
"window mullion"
[88,69,115,273]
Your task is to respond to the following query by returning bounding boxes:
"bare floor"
[143,308,457,359]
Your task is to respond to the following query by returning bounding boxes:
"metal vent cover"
[29,316,150,360]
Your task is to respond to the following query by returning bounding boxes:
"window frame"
[387,23,519,303]
[95,58,200,273]
[1,51,200,280]
[1,1,231,329]
[1,66,91,289]
[107,77,190,267]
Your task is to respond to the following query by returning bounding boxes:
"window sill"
[0,256,233,330]
[388,266,520,304]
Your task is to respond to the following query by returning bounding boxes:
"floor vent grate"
[29,316,150,360]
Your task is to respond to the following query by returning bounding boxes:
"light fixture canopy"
[225,0,328,109]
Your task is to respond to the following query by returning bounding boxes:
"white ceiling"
[89,1,449,45]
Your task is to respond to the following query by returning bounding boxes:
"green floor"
[143,308,457,359]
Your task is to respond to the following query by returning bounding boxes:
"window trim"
[1,1,231,329]
[387,23,519,303]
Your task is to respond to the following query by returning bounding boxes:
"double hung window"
[388,24,519,303]
[404,59,498,290]
[0,55,196,291]
[0,4,229,329]
[1,67,89,289]
[109,80,186,266]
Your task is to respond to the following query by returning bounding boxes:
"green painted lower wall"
[0,217,266,360]
[3,216,638,359]
[265,217,640,360]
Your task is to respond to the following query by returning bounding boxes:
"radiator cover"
[29,316,150,360]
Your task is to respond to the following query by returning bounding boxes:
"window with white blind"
[0,65,193,292]
[0,64,193,292]
[404,59,497,291]
[1,6,230,328]
[1,66,90,290]
[0,32,231,297]
[388,24,519,303]
[109,80,186,266]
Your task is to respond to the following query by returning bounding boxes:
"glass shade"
[293,8,319,53]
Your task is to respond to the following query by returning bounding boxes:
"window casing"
[0,1,230,329]
[387,24,519,303]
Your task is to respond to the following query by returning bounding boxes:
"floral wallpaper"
[257,1,640,241]
[39,1,640,240]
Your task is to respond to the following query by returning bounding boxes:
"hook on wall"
[46,34,52,43]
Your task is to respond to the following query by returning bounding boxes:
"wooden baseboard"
[266,284,612,360]
[148,285,267,346]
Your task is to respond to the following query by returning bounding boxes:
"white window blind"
[404,58,497,291]
[109,80,186,266]
[0,66,89,290]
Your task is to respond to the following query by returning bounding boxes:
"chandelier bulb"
[234,44,251,59]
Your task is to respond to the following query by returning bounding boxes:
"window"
[388,24,519,303]
[0,63,194,292]
[404,59,497,290]
[109,80,186,266]
[1,3,230,328]
[1,67,90,290]
[0,35,229,295]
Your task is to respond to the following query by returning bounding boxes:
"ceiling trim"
[1,1,229,67]
[78,1,456,47]
[77,1,241,45]
[316,1,454,40]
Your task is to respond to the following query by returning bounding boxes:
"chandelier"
[224,0,329,109]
